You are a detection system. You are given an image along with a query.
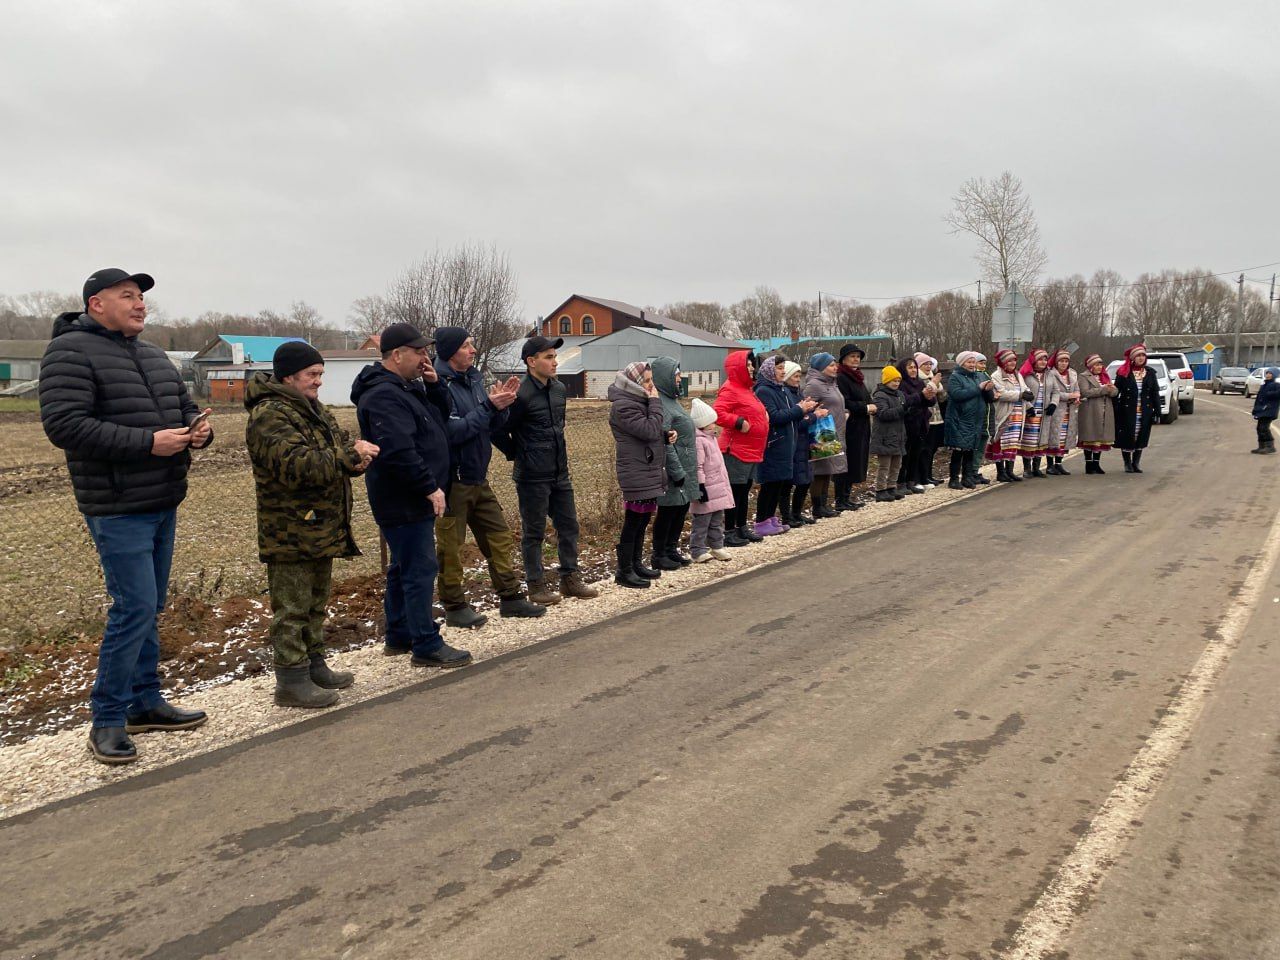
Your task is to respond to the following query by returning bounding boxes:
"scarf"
[622,361,649,385]
[1084,353,1111,385]
[1116,344,1147,379]
[1019,348,1049,378]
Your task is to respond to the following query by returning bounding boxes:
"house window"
[582,315,594,335]
[559,316,572,335]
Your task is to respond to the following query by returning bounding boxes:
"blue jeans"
[83,510,177,727]
[382,517,444,656]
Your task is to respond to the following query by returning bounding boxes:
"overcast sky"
[4,0,1278,325]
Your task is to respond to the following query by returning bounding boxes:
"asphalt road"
[4,393,1279,960]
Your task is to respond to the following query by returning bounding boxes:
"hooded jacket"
[753,358,808,484]
[869,382,908,456]
[608,373,667,500]
[653,357,696,506]
[714,351,768,463]
[434,357,508,486]
[351,363,452,528]
[39,311,204,516]
[692,429,736,514]
[244,372,361,562]
[943,366,986,451]
[1253,371,1280,420]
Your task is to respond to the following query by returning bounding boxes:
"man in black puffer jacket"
[493,336,598,605]
[39,269,213,765]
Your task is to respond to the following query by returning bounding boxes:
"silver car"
[1212,366,1250,395]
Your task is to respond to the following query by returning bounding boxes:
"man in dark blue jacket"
[40,268,213,765]
[352,323,470,667]
[432,327,544,627]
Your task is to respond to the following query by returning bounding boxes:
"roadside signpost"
[993,282,1035,352]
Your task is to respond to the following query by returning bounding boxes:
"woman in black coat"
[835,344,873,508]
[893,356,935,495]
[1112,344,1161,474]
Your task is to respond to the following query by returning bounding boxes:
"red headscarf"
[1116,344,1147,378]
[1019,348,1049,377]
[1084,353,1111,385]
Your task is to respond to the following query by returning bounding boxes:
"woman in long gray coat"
[608,362,668,588]
[1043,349,1081,475]
[650,356,696,569]
[802,353,848,518]
[1077,353,1118,474]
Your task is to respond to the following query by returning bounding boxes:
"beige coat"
[1045,368,1081,452]
[1076,370,1118,447]
[989,367,1028,437]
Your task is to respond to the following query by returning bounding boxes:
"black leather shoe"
[411,643,473,668]
[88,727,137,764]
[125,702,208,733]
[651,553,682,571]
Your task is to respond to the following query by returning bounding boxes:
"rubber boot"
[614,543,649,589]
[631,540,662,579]
[274,664,340,708]
[309,653,354,690]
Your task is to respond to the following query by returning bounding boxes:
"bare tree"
[348,295,391,341]
[945,171,1048,291]
[384,242,523,365]
[729,286,787,341]
[660,301,733,339]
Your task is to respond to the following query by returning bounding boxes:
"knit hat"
[810,352,836,371]
[690,397,717,429]
[839,343,865,361]
[433,326,470,362]
[914,352,936,371]
[782,360,803,381]
[956,350,985,366]
[273,341,324,380]
[994,348,1017,368]
[881,364,902,384]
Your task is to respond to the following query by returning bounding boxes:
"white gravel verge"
[0,463,1012,819]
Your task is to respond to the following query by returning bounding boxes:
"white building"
[318,350,379,407]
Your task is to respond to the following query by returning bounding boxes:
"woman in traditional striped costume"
[1043,349,1081,475]
[1016,347,1051,478]
[986,348,1031,483]
[1077,353,1118,474]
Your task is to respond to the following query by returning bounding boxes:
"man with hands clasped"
[40,268,213,764]
[352,323,472,668]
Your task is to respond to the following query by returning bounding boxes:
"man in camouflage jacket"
[245,342,378,708]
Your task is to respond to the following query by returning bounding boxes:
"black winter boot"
[499,595,547,617]
[1031,457,1047,478]
[1265,439,1278,455]
[614,543,649,588]
[1094,453,1106,474]
[995,461,1010,482]
[740,523,764,542]
[309,653,354,690]
[1131,450,1144,473]
[631,539,662,578]
[1056,456,1071,475]
[651,549,682,571]
[274,664,340,709]
[1122,451,1135,472]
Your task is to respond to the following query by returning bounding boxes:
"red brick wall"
[541,298,617,338]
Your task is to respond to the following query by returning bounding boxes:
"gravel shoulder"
[0,466,1006,820]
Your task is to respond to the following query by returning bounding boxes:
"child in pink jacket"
[690,399,736,561]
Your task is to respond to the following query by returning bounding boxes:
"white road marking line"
[1002,438,1280,959]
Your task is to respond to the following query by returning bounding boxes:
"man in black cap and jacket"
[351,323,472,668]
[493,336,599,605]
[432,326,544,628]
[39,268,213,764]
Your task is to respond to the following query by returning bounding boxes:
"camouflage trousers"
[435,482,521,608]
[267,559,333,667]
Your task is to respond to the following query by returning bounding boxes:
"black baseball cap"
[521,335,563,360]
[380,322,434,352]
[83,268,155,307]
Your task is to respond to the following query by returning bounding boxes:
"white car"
[1106,358,1177,424]
[1245,369,1268,398]
[1147,351,1195,414]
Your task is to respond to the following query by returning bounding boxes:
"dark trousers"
[791,483,810,516]
[652,502,690,555]
[516,478,580,583]
[619,507,652,547]
[84,510,176,727]
[1258,418,1274,444]
[923,423,944,478]
[729,482,752,529]
[833,471,851,503]
[755,480,785,521]
[382,518,444,657]
[897,433,924,487]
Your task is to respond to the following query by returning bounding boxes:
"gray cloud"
[3,0,1277,326]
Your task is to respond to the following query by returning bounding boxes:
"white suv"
[1147,351,1195,414]
[1107,358,1178,424]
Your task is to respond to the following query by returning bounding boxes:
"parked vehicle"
[1107,357,1177,424]
[1212,366,1250,395]
[1245,368,1268,398]
[1148,351,1195,414]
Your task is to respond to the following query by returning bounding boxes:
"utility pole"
[1267,274,1278,366]
[1233,273,1245,366]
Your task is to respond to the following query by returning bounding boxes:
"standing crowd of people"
[38,266,1182,764]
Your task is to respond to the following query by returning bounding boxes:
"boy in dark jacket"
[1251,367,1280,454]
[432,327,544,627]
[39,269,213,764]
[494,336,599,604]
[352,323,471,668]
